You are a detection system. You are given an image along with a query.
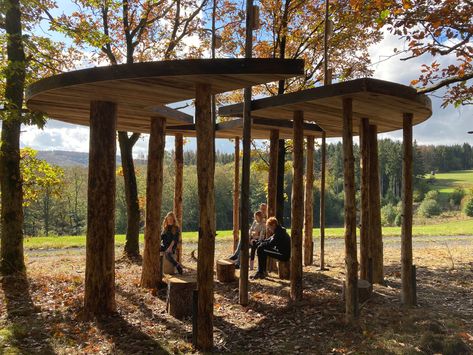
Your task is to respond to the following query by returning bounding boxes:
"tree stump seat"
[216,259,236,282]
[342,279,372,303]
[165,274,197,319]
[278,260,290,280]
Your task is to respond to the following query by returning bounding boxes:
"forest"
[23,139,473,236]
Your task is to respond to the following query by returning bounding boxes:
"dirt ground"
[1,235,472,354]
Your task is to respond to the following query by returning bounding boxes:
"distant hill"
[36,150,149,167]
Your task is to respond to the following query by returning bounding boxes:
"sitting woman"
[161,212,183,275]
[249,211,266,270]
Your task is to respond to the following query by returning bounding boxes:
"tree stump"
[165,275,197,319]
[161,252,177,275]
[342,279,372,303]
[278,260,290,280]
[267,258,278,274]
[216,259,236,282]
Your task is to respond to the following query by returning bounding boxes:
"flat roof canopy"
[219,78,432,137]
[26,58,304,133]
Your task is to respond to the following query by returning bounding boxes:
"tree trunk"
[233,138,240,252]
[304,136,314,266]
[320,132,326,271]
[401,113,415,306]
[141,117,166,288]
[119,132,141,259]
[369,125,384,284]
[268,130,279,218]
[195,83,216,351]
[359,118,371,281]
[84,101,117,316]
[174,133,184,262]
[0,0,26,275]
[342,98,359,322]
[290,111,304,302]
[276,140,286,222]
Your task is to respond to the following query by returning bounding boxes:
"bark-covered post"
[195,83,216,350]
[84,101,117,315]
[359,118,370,281]
[401,113,415,306]
[369,124,384,284]
[320,132,327,270]
[141,117,166,288]
[342,98,359,321]
[233,137,240,252]
[174,133,184,262]
[291,111,304,301]
[268,129,279,218]
[304,136,314,266]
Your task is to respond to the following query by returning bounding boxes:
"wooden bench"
[216,259,236,282]
[165,275,197,319]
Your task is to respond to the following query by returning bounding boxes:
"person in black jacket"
[251,217,291,279]
[161,212,183,275]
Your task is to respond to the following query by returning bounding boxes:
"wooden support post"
[320,132,327,270]
[195,83,216,351]
[359,118,370,281]
[141,117,166,289]
[369,125,384,284]
[304,136,314,266]
[174,133,184,263]
[401,113,415,306]
[342,98,359,322]
[268,129,279,218]
[84,101,117,316]
[291,111,304,302]
[233,137,240,252]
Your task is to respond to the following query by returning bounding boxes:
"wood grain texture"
[174,133,184,263]
[320,132,326,271]
[304,136,314,266]
[359,118,371,281]
[219,78,432,137]
[84,101,117,316]
[342,98,359,322]
[233,138,240,252]
[195,83,216,350]
[268,130,279,219]
[290,111,304,302]
[141,117,166,289]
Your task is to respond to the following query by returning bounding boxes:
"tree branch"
[417,72,473,95]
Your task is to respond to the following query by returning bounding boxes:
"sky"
[19,14,473,155]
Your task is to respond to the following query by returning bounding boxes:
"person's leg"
[229,238,241,260]
[256,246,268,274]
[165,251,183,274]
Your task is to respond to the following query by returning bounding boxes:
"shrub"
[418,198,441,218]
[425,190,440,201]
[381,204,397,226]
[394,213,402,227]
[463,198,473,217]
[450,187,465,206]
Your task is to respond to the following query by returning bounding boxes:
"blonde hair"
[266,217,278,227]
[162,212,179,234]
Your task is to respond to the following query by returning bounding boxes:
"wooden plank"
[174,133,184,263]
[401,113,415,306]
[369,124,384,284]
[304,136,314,266]
[359,118,371,281]
[291,110,304,302]
[233,138,240,252]
[141,117,166,288]
[84,101,117,316]
[342,98,359,322]
[195,83,216,350]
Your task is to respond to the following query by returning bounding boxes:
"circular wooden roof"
[218,78,432,137]
[26,58,304,133]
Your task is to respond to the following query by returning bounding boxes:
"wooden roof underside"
[218,78,433,137]
[26,58,304,133]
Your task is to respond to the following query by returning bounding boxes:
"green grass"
[23,219,473,250]
[430,170,473,194]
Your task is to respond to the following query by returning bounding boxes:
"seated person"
[229,210,266,269]
[251,217,290,280]
[161,212,183,275]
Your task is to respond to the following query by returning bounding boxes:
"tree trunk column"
[401,113,415,305]
[320,132,326,271]
[369,124,383,284]
[359,118,370,281]
[268,129,279,218]
[174,133,184,263]
[233,137,240,252]
[141,117,166,288]
[304,136,314,266]
[291,111,304,301]
[84,101,117,316]
[342,98,359,322]
[195,83,216,351]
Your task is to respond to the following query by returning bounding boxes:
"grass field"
[431,169,473,194]
[24,218,473,250]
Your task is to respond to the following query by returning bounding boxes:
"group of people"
[229,203,291,280]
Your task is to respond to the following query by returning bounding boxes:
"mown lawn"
[431,170,473,194]
[24,218,473,250]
